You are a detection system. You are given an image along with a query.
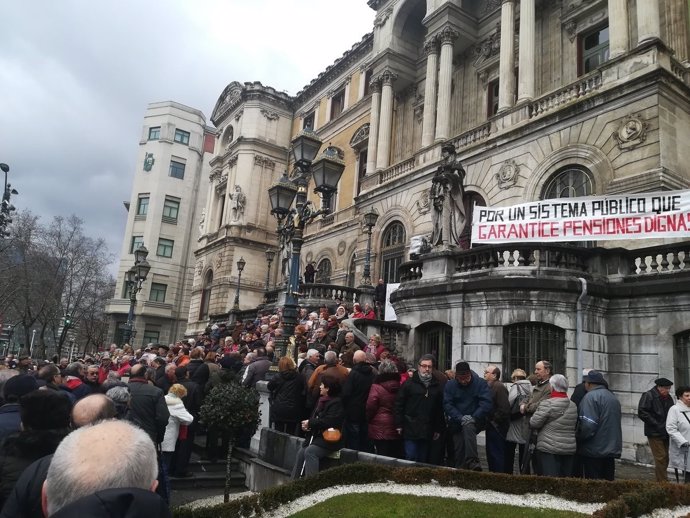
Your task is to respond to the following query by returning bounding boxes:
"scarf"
[550,391,568,398]
[315,394,332,413]
[418,371,432,387]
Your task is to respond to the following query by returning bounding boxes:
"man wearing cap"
[443,361,493,471]
[576,370,622,480]
[638,377,674,482]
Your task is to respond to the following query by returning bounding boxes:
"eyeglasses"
[418,363,433,370]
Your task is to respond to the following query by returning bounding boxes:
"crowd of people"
[0,300,687,516]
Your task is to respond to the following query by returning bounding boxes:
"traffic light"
[0,324,14,342]
[64,314,72,328]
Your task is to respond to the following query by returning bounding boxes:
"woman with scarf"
[667,385,690,482]
[291,376,344,479]
[529,374,577,477]
[366,359,402,458]
[504,368,533,474]
[365,334,387,360]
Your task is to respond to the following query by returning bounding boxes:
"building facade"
[112,0,690,461]
[105,101,216,347]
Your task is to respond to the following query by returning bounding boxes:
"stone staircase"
[168,434,246,489]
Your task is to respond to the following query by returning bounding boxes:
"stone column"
[637,0,661,44]
[498,0,516,111]
[608,0,630,58]
[366,80,381,176]
[422,38,439,148]
[375,70,397,170]
[517,0,535,102]
[434,26,458,142]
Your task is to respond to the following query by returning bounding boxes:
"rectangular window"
[579,25,609,75]
[122,282,132,299]
[169,160,185,179]
[330,90,345,119]
[363,69,373,97]
[130,235,144,254]
[303,111,315,131]
[174,129,190,145]
[149,283,167,303]
[136,195,149,216]
[488,78,500,117]
[502,323,566,382]
[674,331,690,387]
[157,238,174,258]
[356,149,368,195]
[148,127,160,140]
[162,197,180,223]
[143,328,160,344]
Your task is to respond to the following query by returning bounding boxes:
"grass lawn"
[288,492,589,518]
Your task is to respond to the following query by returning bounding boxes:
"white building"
[105,101,216,347]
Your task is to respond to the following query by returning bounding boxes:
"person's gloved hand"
[461,415,475,426]
[682,442,690,450]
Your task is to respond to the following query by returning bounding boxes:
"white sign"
[384,283,400,322]
[471,190,690,244]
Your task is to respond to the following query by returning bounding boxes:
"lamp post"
[268,130,345,361]
[122,244,151,346]
[361,208,379,285]
[232,256,246,311]
[264,249,276,301]
[0,163,18,238]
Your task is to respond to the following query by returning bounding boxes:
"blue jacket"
[443,372,493,424]
[576,385,622,458]
[0,404,21,442]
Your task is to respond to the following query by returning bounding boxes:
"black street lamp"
[0,163,18,238]
[232,256,246,311]
[122,245,151,345]
[264,249,276,300]
[268,130,345,361]
[362,208,379,285]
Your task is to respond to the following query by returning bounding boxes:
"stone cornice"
[294,33,374,106]
[211,81,293,126]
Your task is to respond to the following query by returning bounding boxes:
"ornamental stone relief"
[260,109,279,121]
[195,260,204,277]
[495,159,520,190]
[254,155,276,169]
[416,188,431,215]
[472,25,500,68]
[215,253,223,271]
[613,115,649,151]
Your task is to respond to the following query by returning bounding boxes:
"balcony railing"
[398,241,690,284]
[529,71,602,119]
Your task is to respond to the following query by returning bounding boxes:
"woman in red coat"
[366,359,403,459]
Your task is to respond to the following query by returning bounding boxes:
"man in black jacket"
[342,350,375,452]
[638,377,674,482]
[127,364,169,445]
[394,354,444,462]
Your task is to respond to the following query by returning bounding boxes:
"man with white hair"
[41,420,169,517]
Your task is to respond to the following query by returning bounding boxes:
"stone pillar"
[375,70,397,170]
[517,0,535,102]
[498,0,516,111]
[608,0,630,58]
[637,0,661,44]
[422,38,439,148]
[665,0,690,63]
[434,26,458,142]
[366,80,381,176]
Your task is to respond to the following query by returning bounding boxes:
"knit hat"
[4,375,39,399]
[455,361,471,375]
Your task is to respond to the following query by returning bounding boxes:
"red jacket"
[366,375,401,440]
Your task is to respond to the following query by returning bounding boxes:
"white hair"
[45,420,157,515]
[549,374,569,393]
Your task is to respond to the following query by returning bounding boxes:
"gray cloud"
[0,0,373,270]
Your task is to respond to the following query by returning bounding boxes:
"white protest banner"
[471,189,690,244]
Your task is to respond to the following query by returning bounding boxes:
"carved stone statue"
[229,185,246,222]
[280,233,292,282]
[430,144,466,248]
[198,208,206,236]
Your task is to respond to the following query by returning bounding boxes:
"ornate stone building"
[113,1,690,461]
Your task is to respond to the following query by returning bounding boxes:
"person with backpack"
[504,368,532,474]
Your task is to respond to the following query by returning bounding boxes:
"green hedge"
[173,463,690,518]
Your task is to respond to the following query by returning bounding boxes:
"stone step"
[169,470,245,489]
[186,458,239,473]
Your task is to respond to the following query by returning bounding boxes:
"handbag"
[322,427,342,443]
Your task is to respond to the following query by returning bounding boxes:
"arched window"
[542,166,593,199]
[502,322,565,382]
[316,258,332,284]
[199,270,213,320]
[381,222,406,284]
[347,254,357,287]
[222,125,234,148]
[418,322,453,372]
[459,192,487,250]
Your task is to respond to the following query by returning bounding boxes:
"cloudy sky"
[0,0,374,270]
